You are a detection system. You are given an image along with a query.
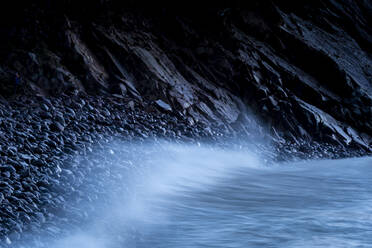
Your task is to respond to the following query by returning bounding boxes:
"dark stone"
[50,122,65,132]
[155,100,172,112]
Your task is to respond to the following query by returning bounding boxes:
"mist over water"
[17,142,372,248]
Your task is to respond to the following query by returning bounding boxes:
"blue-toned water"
[132,151,372,248]
[24,144,372,248]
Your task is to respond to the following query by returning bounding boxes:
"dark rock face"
[0,1,371,150]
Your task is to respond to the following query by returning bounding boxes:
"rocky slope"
[1,0,371,152]
[1,0,371,151]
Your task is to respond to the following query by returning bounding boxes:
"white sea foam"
[17,142,372,248]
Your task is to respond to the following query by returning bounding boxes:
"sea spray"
[12,141,372,248]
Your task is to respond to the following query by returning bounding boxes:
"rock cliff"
[1,0,371,150]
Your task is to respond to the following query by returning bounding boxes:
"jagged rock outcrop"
[0,0,371,150]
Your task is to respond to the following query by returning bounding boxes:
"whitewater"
[12,142,372,248]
